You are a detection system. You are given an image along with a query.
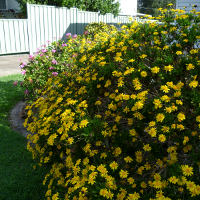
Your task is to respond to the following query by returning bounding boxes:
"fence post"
[27,3,33,55]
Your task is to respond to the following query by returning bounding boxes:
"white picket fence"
[0,3,137,55]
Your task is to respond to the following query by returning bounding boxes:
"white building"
[116,0,137,16]
[176,0,200,12]
[0,0,21,11]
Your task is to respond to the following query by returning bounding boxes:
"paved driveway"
[0,54,29,77]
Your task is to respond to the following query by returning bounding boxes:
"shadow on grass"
[0,75,47,200]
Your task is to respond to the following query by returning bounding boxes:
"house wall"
[117,0,137,16]
[176,0,200,12]
[6,0,21,11]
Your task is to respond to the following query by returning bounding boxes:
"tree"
[138,0,176,16]
[17,0,120,16]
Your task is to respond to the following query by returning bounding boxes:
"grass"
[0,74,47,200]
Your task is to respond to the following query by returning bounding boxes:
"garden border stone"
[9,101,29,138]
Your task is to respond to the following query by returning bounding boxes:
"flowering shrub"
[21,27,117,100]
[24,7,200,200]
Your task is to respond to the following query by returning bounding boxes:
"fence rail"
[0,4,137,55]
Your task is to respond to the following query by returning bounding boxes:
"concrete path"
[0,54,29,77]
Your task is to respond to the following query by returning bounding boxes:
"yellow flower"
[141,181,147,188]
[196,116,200,122]
[163,45,169,50]
[79,119,89,128]
[133,78,142,90]
[97,164,108,176]
[156,113,165,122]
[100,152,107,159]
[124,156,133,163]
[177,113,185,122]
[148,127,157,137]
[119,170,128,178]
[141,71,147,77]
[164,65,174,72]
[109,161,118,170]
[189,80,198,88]
[52,192,59,200]
[140,54,147,59]
[151,66,160,74]
[104,79,111,87]
[113,147,122,156]
[176,51,183,55]
[160,85,170,93]
[190,49,198,54]
[149,121,156,127]
[168,176,179,184]
[79,55,87,63]
[158,134,166,143]
[47,133,57,146]
[153,99,162,109]
[143,144,151,151]
[152,180,163,189]
[128,59,135,63]
[127,192,140,200]
[95,100,102,105]
[129,129,136,136]
[67,137,74,144]
[127,177,135,184]
[181,165,193,176]
[99,189,113,199]
[186,63,195,70]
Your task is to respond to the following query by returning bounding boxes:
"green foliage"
[85,22,117,38]
[17,0,120,16]
[23,9,200,200]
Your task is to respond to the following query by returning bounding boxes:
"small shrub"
[24,8,200,200]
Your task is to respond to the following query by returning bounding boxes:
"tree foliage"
[17,0,120,16]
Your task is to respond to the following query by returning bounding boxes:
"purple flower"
[20,81,24,86]
[21,70,26,75]
[40,53,44,57]
[29,55,34,60]
[62,43,67,47]
[13,81,18,86]
[24,89,29,95]
[66,33,72,38]
[19,62,27,69]
[52,72,58,76]
[52,49,56,53]
[72,34,77,39]
[41,49,47,53]
[84,30,89,35]
[49,66,55,70]
[52,59,57,65]
[19,64,24,69]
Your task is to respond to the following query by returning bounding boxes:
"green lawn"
[0,74,46,200]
